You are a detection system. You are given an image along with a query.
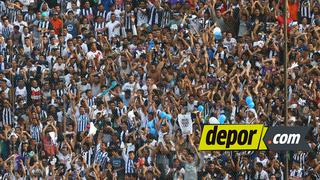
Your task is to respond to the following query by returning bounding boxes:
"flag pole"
[283,0,289,178]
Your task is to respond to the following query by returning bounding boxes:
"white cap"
[289,104,297,109]
[208,117,219,124]
[170,24,178,30]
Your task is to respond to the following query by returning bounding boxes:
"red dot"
[268,140,272,144]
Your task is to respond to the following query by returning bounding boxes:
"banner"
[178,113,193,135]
[198,124,310,151]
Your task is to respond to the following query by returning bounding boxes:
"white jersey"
[137,9,148,26]
[15,86,27,99]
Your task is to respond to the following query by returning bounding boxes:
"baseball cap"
[67,9,74,14]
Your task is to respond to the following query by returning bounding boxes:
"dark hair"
[256,162,263,168]
[129,151,135,154]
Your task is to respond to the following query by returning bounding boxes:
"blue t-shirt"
[119,94,130,107]
[148,40,155,52]
[102,0,114,13]
[147,118,158,136]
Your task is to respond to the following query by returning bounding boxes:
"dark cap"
[67,9,74,14]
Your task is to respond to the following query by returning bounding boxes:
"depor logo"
[199,125,310,151]
[199,124,268,151]
[271,133,300,145]
[263,126,310,151]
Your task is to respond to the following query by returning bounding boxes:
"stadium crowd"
[0,0,319,179]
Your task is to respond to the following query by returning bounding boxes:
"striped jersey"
[87,97,96,107]
[81,8,94,21]
[161,10,171,28]
[82,146,94,166]
[290,168,304,178]
[122,148,136,174]
[268,49,278,59]
[38,20,50,30]
[94,22,106,35]
[0,1,6,17]
[68,84,78,95]
[292,152,307,169]
[148,5,162,26]
[124,11,135,30]
[94,144,109,168]
[116,106,127,117]
[1,107,12,126]
[2,25,13,39]
[39,110,47,122]
[24,13,36,23]
[6,8,21,23]
[30,124,42,142]
[239,161,251,180]
[56,88,66,98]
[96,10,107,21]
[300,0,311,18]
[77,114,89,132]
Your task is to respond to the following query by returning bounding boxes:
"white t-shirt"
[141,84,157,96]
[137,9,148,26]
[15,86,27,98]
[256,157,269,167]
[65,33,73,41]
[106,10,122,22]
[23,45,32,56]
[13,20,28,32]
[105,21,120,40]
[79,83,91,95]
[22,65,37,73]
[223,38,237,52]
[19,0,31,12]
[122,82,140,92]
[62,47,75,57]
[53,63,66,71]
[1,87,10,99]
[81,43,88,53]
[93,109,107,120]
[138,108,148,129]
[86,50,103,61]
[21,33,31,45]
[187,101,198,112]
[57,152,72,170]
[254,170,269,180]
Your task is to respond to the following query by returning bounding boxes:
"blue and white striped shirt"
[24,13,36,23]
[0,1,6,17]
[77,114,89,132]
[87,97,96,107]
[94,144,109,168]
[122,148,136,174]
[126,159,135,174]
[2,26,12,39]
[30,124,42,142]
